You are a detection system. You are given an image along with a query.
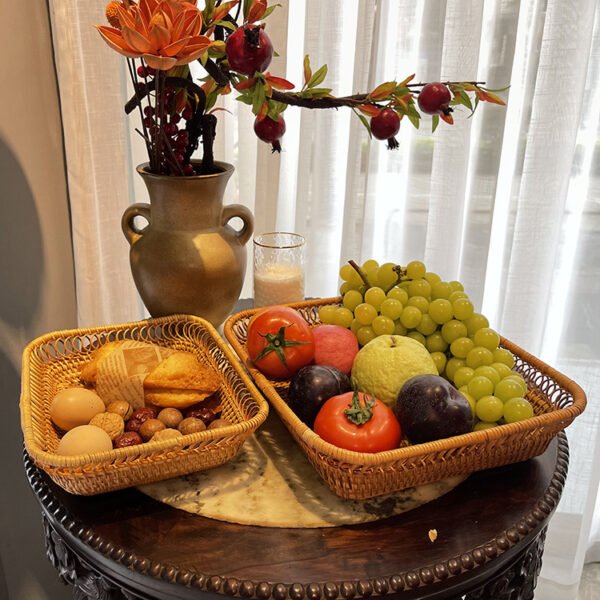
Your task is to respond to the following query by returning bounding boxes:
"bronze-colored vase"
[122,161,253,326]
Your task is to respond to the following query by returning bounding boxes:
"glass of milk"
[253,233,305,307]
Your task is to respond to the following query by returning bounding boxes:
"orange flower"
[97,0,211,70]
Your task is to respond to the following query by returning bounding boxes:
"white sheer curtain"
[51,0,600,596]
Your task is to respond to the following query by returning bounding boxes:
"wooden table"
[25,429,568,600]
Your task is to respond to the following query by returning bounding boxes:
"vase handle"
[122,203,151,245]
[222,204,254,246]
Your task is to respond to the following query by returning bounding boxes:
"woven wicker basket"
[224,298,587,500]
[21,315,269,495]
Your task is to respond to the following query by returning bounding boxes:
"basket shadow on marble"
[20,315,269,495]
[224,298,587,500]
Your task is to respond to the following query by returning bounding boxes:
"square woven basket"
[224,298,587,500]
[21,315,269,495]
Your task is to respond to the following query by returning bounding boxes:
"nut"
[89,412,125,440]
[139,418,166,441]
[178,417,207,435]
[125,418,143,433]
[152,428,183,442]
[130,407,158,423]
[107,400,133,420]
[157,407,183,428]
[208,418,232,430]
[113,431,143,448]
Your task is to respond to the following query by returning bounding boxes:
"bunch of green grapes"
[319,259,535,428]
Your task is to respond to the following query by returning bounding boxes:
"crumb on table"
[428,529,438,543]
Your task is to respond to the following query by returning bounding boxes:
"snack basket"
[224,298,586,500]
[21,315,269,495]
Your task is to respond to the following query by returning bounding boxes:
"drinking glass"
[253,232,305,307]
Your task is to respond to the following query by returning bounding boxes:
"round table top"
[25,430,568,600]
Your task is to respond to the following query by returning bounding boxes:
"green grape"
[449,281,464,292]
[394,320,408,336]
[366,269,380,287]
[408,278,432,298]
[473,327,501,351]
[399,280,411,290]
[431,281,452,300]
[378,263,399,289]
[416,314,438,336]
[476,396,504,422]
[503,398,534,423]
[406,260,426,279]
[354,303,377,325]
[450,336,475,359]
[364,287,386,311]
[400,306,422,328]
[387,286,409,304]
[426,332,448,353]
[340,282,360,295]
[449,291,469,303]
[407,331,426,346]
[452,297,474,320]
[474,366,500,387]
[459,385,470,395]
[461,392,477,418]
[441,319,468,343]
[429,299,454,324]
[380,298,403,320]
[466,346,494,368]
[372,315,395,336]
[474,421,499,431]
[318,305,338,325]
[350,319,361,334]
[491,362,512,380]
[454,367,475,388]
[503,374,527,396]
[495,379,525,403]
[339,264,363,285]
[343,290,363,312]
[493,348,515,368]
[424,271,441,285]
[357,326,376,346]
[465,313,489,336]
[445,357,466,382]
[430,351,447,374]
[362,259,379,272]
[334,307,354,328]
[468,376,494,400]
[407,296,429,313]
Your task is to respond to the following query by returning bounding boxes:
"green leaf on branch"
[263,4,281,19]
[203,0,216,21]
[353,109,372,138]
[369,81,397,101]
[306,64,328,89]
[267,100,287,120]
[296,87,333,99]
[213,19,237,31]
[303,55,312,87]
[252,82,266,113]
[432,114,439,133]
[243,0,252,20]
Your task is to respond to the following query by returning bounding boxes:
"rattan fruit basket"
[21,315,269,495]
[224,298,587,500]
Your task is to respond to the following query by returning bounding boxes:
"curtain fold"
[50,1,600,596]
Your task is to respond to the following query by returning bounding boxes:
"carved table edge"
[24,433,569,600]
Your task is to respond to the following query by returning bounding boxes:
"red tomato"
[314,391,401,453]
[246,306,315,379]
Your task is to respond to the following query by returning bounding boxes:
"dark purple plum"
[287,365,352,427]
[395,374,473,444]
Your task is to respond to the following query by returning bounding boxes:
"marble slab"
[139,414,466,528]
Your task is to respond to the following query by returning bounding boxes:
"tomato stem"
[253,325,309,368]
[344,391,375,426]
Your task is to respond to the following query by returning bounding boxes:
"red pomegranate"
[254,115,286,152]
[226,24,273,76]
[370,108,401,140]
[418,82,452,115]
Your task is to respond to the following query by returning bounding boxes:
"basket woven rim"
[224,298,587,467]
[21,314,269,469]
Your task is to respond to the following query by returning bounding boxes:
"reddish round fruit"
[418,82,452,115]
[370,108,401,141]
[253,115,286,144]
[314,391,402,453]
[312,325,359,375]
[226,24,273,75]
